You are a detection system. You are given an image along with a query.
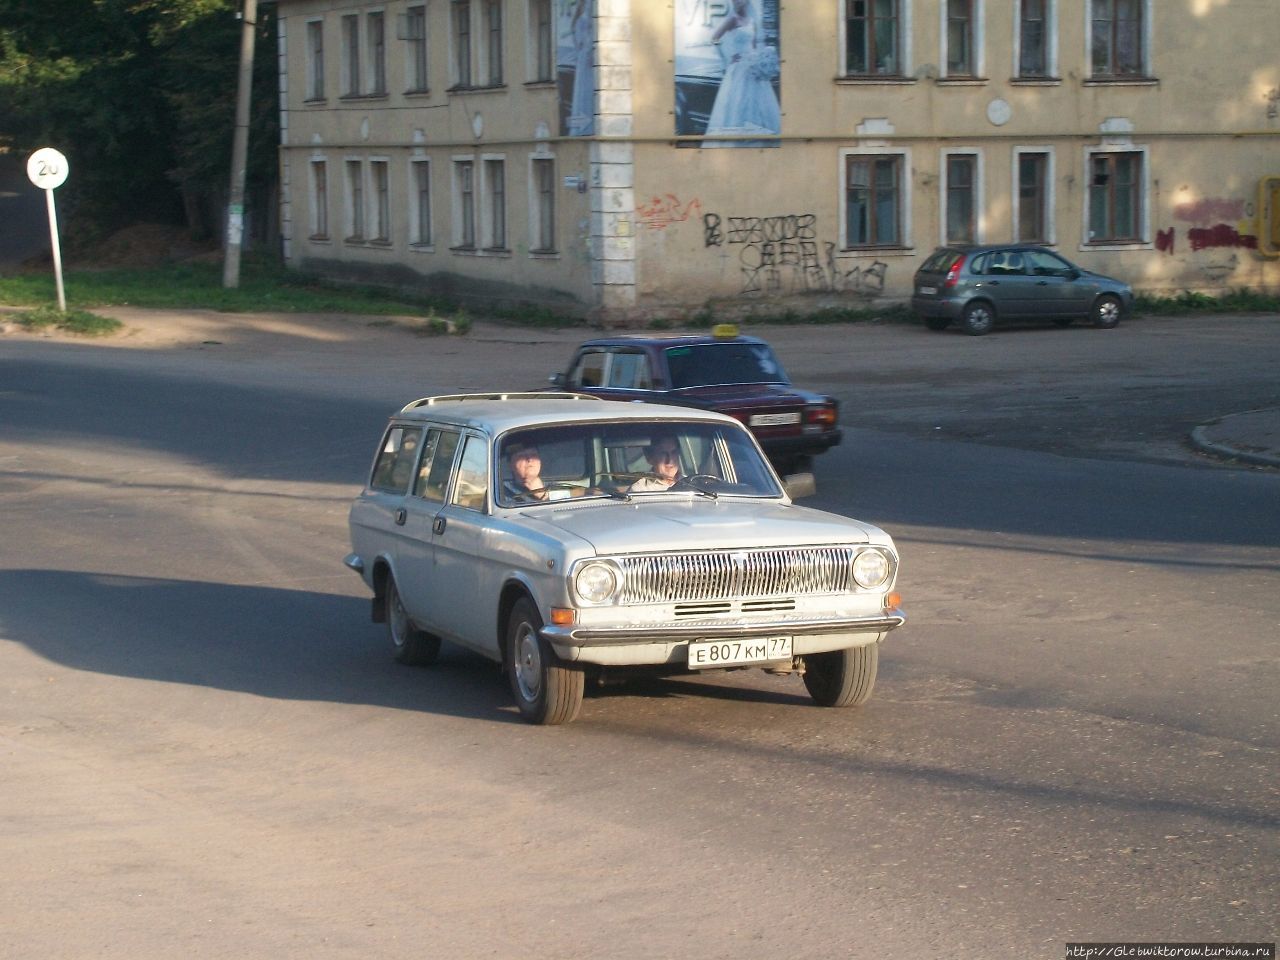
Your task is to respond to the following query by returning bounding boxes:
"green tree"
[0,0,278,245]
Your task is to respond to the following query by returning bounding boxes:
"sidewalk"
[1190,408,1280,468]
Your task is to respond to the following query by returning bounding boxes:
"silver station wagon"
[345,394,905,725]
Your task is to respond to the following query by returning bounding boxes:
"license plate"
[748,412,801,427]
[687,636,793,669]
[919,285,937,295]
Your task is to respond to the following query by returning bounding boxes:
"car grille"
[617,547,864,605]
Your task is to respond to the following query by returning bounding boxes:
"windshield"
[664,342,788,389]
[495,420,781,507]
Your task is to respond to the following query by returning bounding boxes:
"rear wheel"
[1092,294,1123,329]
[961,301,996,336]
[802,644,878,708]
[925,317,950,331]
[507,597,584,725]
[386,575,441,666]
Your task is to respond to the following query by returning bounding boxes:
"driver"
[628,436,682,492]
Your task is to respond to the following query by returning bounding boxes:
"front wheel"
[961,301,996,336]
[1092,294,1123,329]
[506,597,584,725]
[386,575,441,666]
[802,644,878,707]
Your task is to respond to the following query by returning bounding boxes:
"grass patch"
[651,302,917,330]
[13,304,123,336]
[1135,288,1280,315]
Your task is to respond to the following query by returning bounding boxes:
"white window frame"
[838,146,914,251]
[410,155,433,249]
[838,0,914,79]
[1085,0,1152,80]
[480,154,508,251]
[305,18,326,100]
[309,156,330,240]
[370,157,391,243]
[1080,142,1151,250]
[1013,0,1057,79]
[940,0,984,80]
[939,149,984,246]
[1012,146,1055,244]
[402,4,429,94]
[345,158,366,242]
[528,152,557,255]
[340,14,361,97]
[527,0,554,83]
[452,156,477,249]
[366,10,387,96]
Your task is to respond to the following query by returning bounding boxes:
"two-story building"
[274,0,1280,322]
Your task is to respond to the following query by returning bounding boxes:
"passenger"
[503,441,584,502]
[628,436,683,492]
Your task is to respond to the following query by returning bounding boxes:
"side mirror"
[1066,269,1081,281]
[549,373,565,387]
[782,471,816,500]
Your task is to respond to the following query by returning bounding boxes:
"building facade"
[275,0,1280,322]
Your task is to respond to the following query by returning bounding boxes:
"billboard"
[558,0,595,136]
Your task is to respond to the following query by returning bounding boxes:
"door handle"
[433,516,447,535]
[394,508,407,526]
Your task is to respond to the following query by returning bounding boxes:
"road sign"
[27,148,69,191]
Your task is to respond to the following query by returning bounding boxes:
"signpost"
[26,147,69,313]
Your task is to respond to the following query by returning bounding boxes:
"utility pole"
[222,0,257,289]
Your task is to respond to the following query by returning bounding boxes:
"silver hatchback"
[910,245,1135,336]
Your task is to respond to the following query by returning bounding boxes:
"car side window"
[450,435,489,511]
[414,429,461,502]
[1025,250,1073,277]
[371,426,424,493]
[988,251,1027,275]
[606,351,653,390]
[570,351,607,388]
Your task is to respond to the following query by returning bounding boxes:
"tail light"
[805,403,838,427]
[943,254,966,289]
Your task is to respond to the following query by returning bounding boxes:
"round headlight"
[574,561,619,605]
[852,549,891,589]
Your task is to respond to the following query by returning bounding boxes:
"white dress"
[703,18,780,146]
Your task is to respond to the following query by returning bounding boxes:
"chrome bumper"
[541,610,905,647]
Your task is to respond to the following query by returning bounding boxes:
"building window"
[452,0,472,87]
[945,0,973,77]
[306,20,325,100]
[1016,150,1050,242]
[1091,0,1145,78]
[1018,0,1049,77]
[845,0,900,77]
[531,157,555,252]
[346,160,365,241]
[411,159,432,246]
[454,160,475,248]
[371,160,391,242]
[530,0,553,82]
[945,154,977,244]
[367,11,387,95]
[483,158,506,250]
[1088,150,1142,242]
[483,0,504,86]
[845,154,903,247]
[341,14,361,96]
[403,5,428,93]
[310,160,329,239]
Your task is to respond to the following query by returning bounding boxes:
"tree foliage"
[0,0,278,243]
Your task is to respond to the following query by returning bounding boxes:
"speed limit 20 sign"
[27,147,69,191]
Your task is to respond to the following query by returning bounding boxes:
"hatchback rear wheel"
[961,301,996,336]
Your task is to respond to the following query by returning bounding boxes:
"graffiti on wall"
[1156,196,1259,256]
[701,212,888,297]
[637,194,703,230]
[1187,225,1257,252]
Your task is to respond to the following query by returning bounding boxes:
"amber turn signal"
[884,592,902,611]
[549,607,576,625]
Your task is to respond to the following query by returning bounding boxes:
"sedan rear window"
[665,343,787,389]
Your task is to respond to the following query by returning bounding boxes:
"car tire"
[925,317,950,331]
[802,644,878,708]
[386,575,441,666]
[1052,318,1074,328]
[961,301,996,336]
[507,597,584,725]
[1092,294,1123,329]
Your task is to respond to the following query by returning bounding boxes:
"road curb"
[1189,409,1280,468]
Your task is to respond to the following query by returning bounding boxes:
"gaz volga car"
[345,393,905,725]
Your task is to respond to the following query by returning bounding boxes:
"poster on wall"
[558,0,595,137]
[674,0,781,147]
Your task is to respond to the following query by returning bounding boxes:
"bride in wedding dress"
[702,0,780,146]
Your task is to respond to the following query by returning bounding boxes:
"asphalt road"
[0,312,1276,959]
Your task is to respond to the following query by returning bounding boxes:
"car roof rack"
[399,392,595,412]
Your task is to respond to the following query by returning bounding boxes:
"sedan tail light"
[805,404,838,427]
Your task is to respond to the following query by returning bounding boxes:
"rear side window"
[414,429,462,502]
[606,351,653,390]
[371,426,424,492]
[921,249,963,273]
[570,351,607,388]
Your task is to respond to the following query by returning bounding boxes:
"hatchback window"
[665,343,787,389]
[1024,249,1076,277]
[920,248,963,273]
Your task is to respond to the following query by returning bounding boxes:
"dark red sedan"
[549,326,841,474]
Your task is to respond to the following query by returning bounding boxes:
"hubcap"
[389,586,408,649]
[513,623,542,702]
[1098,299,1119,323]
